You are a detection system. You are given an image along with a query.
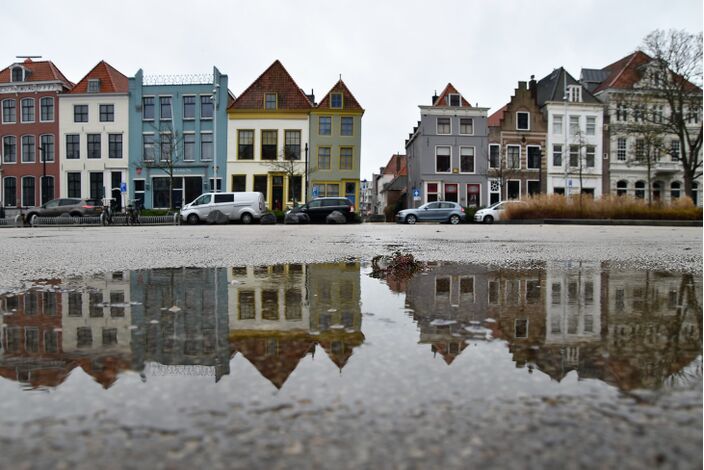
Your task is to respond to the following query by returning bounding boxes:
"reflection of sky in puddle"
[0,262,700,427]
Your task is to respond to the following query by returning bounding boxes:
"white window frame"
[567,85,582,102]
[459,146,475,174]
[182,94,196,120]
[459,275,475,304]
[489,144,500,169]
[459,117,474,135]
[200,131,213,161]
[1,98,16,124]
[569,115,580,136]
[3,176,17,206]
[436,117,451,135]
[447,93,461,106]
[506,144,521,169]
[516,111,530,131]
[39,97,55,123]
[20,98,35,124]
[617,137,627,161]
[183,132,196,162]
[434,276,452,300]
[552,114,563,134]
[425,181,440,203]
[2,135,17,164]
[435,146,451,174]
[586,116,596,135]
[39,134,55,163]
[465,183,481,207]
[527,179,540,196]
[21,134,36,163]
[142,132,155,162]
[526,145,541,170]
[21,175,35,207]
[141,96,155,121]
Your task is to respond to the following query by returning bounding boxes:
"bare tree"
[640,29,703,200]
[136,122,187,210]
[564,129,597,204]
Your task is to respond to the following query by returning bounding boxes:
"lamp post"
[304,142,309,202]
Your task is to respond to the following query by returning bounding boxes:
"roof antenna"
[16,55,42,59]
[339,73,342,81]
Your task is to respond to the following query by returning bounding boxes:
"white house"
[59,61,129,209]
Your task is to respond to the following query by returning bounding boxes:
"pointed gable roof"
[69,60,128,94]
[0,58,73,88]
[231,335,314,389]
[535,67,600,106]
[316,79,364,112]
[432,83,472,107]
[230,60,313,111]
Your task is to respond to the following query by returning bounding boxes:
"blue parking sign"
[120,182,127,193]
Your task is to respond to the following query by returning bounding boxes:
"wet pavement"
[0,258,701,469]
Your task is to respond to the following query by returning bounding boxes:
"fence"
[0,214,180,227]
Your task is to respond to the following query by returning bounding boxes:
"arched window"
[11,67,24,82]
[616,180,628,197]
[634,181,646,199]
[670,181,681,199]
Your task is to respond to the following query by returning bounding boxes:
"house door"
[272,176,284,210]
[184,177,203,205]
[466,184,480,208]
[444,183,458,202]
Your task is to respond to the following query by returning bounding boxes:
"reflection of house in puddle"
[228,262,363,388]
[0,273,134,389]
[492,262,702,391]
[130,268,231,382]
[404,262,496,364]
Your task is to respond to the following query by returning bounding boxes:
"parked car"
[180,192,265,225]
[286,197,357,223]
[395,201,466,224]
[26,198,102,223]
[474,200,526,223]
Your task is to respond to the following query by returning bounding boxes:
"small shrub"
[505,194,702,221]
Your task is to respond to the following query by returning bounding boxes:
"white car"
[474,200,525,223]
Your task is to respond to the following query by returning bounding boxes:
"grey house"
[405,84,489,208]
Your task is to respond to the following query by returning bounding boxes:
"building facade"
[308,80,364,208]
[536,68,605,197]
[581,51,702,205]
[405,84,489,208]
[59,61,130,209]
[1,59,72,213]
[227,61,311,211]
[128,68,228,209]
[487,79,548,203]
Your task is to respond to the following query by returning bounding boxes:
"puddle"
[0,261,700,427]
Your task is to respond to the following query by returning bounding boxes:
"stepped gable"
[69,60,128,94]
[229,60,313,111]
[316,79,364,111]
[0,58,73,88]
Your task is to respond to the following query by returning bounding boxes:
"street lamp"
[211,82,220,192]
[304,142,309,202]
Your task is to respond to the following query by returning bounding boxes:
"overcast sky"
[3,0,701,178]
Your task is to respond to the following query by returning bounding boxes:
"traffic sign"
[120,182,127,193]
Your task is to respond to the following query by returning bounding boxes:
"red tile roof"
[594,50,701,93]
[230,60,313,111]
[487,104,509,127]
[0,58,73,88]
[383,154,407,176]
[317,79,364,112]
[69,60,128,94]
[433,83,472,107]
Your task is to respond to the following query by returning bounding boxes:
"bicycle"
[100,198,115,226]
[125,200,141,226]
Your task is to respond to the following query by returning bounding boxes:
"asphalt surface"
[0,223,701,469]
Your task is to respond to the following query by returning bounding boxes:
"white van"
[180,192,266,225]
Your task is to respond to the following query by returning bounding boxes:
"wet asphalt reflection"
[0,261,700,428]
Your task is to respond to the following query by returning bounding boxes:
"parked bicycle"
[125,200,141,226]
[100,198,115,226]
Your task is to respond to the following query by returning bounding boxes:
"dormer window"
[448,93,461,106]
[330,92,343,109]
[567,85,582,102]
[87,79,101,93]
[11,66,25,82]
[264,93,277,110]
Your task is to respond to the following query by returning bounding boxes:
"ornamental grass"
[504,194,703,220]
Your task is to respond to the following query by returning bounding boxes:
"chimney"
[529,75,537,98]
[432,90,438,105]
[306,88,315,105]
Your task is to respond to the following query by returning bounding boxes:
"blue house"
[128,67,228,209]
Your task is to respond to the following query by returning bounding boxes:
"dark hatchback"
[26,198,102,222]
[287,197,357,223]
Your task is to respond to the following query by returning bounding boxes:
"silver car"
[396,201,466,224]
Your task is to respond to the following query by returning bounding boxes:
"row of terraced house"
[370,50,702,215]
[0,58,364,213]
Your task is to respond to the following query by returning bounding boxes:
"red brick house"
[0,59,73,212]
